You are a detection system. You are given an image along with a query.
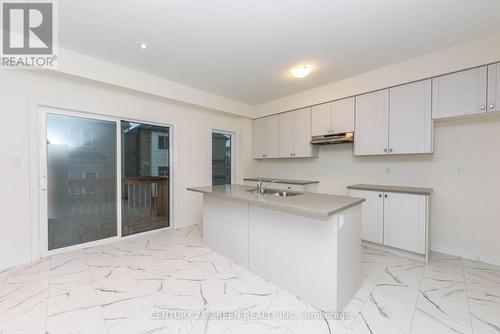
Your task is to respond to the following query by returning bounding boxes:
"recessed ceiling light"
[291,65,312,78]
[138,43,148,50]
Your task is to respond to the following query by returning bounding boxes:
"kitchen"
[1,1,500,334]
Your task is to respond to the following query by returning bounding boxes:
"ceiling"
[59,0,500,105]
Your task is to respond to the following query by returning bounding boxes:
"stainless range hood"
[310,132,354,145]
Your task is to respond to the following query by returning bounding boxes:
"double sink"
[247,188,303,198]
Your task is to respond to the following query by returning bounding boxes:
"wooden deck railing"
[61,176,169,237]
[121,176,170,235]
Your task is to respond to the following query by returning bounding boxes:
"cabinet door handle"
[384,194,388,198]
[490,104,495,109]
[378,194,382,198]
[384,148,388,153]
[389,148,393,153]
[480,105,486,110]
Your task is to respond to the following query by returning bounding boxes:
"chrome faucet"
[256,179,279,195]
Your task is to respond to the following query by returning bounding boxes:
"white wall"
[255,32,500,117]
[252,113,500,264]
[55,48,255,117]
[0,70,255,269]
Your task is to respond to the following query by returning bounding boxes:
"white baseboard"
[431,243,500,267]
[0,255,32,271]
[362,241,426,262]
[177,220,203,229]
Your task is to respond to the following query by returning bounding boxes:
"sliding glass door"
[41,108,173,254]
[46,113,117,250]
[121,121,170,236]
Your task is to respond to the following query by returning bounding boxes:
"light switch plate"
[12,158,23,168]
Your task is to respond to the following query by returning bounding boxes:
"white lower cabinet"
[383,192,427,255]
[350,189,428,255]
[350,190,384,244]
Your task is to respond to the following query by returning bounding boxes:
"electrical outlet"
[385,167,391,175]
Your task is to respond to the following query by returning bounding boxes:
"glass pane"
[47,113,117,250]
[212,132,232,185]
[121,121,170,236]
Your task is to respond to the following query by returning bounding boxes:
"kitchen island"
[188,184,364,312]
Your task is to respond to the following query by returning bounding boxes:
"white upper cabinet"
[389,79,433,154]
[332,97,355,134]
[311,103,332,136]
[311,97,354,136]
[354,89,389,156]
[432,66,488,119]
[253,118,266,159]
[293,107,316,157]
[253,115,279,159]
[383,192,427,255]
[278,111,295,157]
[279,108,317,158]
[355,81,433,156]
[488,62,500,113]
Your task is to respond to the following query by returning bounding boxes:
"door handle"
[40,175,48,191]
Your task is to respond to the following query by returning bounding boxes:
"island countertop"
[243,177,319,185]
[187,184,364,220]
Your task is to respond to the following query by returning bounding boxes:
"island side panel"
[203,195,250,268]
[336,204,362,311]
[248,205,340,312]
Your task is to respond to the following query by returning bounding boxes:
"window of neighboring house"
[158,135,168,150]
[68,171,83,195]
[158,166,168,177]
[80,128,92,147]
[68,171,98,194]
[84,171,98,193]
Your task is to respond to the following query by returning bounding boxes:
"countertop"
[347,184,433,195]
[187,184,364,220]
[243,177,319,185]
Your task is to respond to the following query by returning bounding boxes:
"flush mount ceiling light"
[138,43,148,49]
[291,64,312,78]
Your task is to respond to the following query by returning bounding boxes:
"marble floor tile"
[464,260,500,334]
[0,259,50,333]
[411,253,472,334]
[0,226,499,334]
